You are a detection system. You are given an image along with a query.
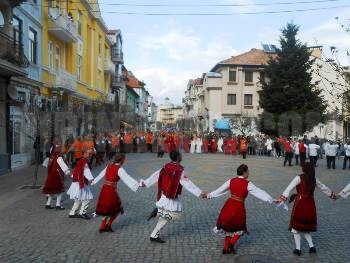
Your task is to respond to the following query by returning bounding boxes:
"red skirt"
[183,140,190,153]
[96,185,124,216]
[211,142,218,153]
[217,198,247,233]
[202,142,209,153]
[224,145,231,154]
[289,195,317,232]
[42,172,65,195]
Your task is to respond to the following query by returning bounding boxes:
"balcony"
[0,30,28,76]
[48,8,78,43]
[104,58,115,75]
[55,69,77,92]
[111,47,124,64]
[112,75,124,87]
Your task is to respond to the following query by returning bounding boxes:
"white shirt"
[142,168,202,212]
[308,144,320,157]
[281,176,332,198]
[343,144,350,157]
[340,183,350,198]
[57,157,71,175]
[207,176,273,203]
[325,144,339,156]
[293,142,300,155]
[92,165,139,192]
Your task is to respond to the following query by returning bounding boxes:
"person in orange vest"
[110,132,119,159]
[69,136,83,167]
[146,131,154,153]
[239,136,248,159]
[124,132,133,153]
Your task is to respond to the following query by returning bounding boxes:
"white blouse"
[281,176,332,198]
[207,176,273,204]
[92,165,139,192]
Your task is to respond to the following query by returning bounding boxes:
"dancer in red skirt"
[276,162,335,256]
[224,137,231,154]
[92,153,139,233]
[206,164,273,254]
[42,143,71,210]
[231,136,237,155]
[211,137,218,154]
[202,136,209,153]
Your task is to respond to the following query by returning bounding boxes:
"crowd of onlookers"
[34,130,350,170]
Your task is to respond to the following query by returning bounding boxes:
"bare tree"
[230,114,258,136]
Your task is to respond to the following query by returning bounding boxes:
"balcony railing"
[104,58,115,75]
[55,69,77,92]
[0,30,29,68]
[111,47,124,64]
[112,74,124,87]
[48,7,78,43]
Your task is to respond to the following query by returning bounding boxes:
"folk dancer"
[43,143,71,210]
[92,153,139,233]
[67,148,95,220]
[275,162,336,256]
[206,164,274,254]
[140,151,206,243]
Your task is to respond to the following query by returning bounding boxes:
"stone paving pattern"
[0,153,350,263]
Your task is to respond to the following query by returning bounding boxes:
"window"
[229,70,236,82]
[77,55,82,80]
[48,41,53,69]
[227,94,236,105]
[77,11,82,36]
[98,36,102,55]
[244,94,253,105]
[28,28,37,64]
[55,46,60,69]
[0,10,4,27]
[245,71,253,83]
[12,16,22,44]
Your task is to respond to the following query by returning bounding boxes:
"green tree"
[259,23,326,136]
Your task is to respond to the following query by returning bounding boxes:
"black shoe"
[69,214,80,218]
[45,205,54,209]
[228,244,236,254]
[222,249,231,254]
[150,237,166,243]
[55,206,65,210]
[79,214,91,220]
[293,249,302,256]
[309,247,317,254]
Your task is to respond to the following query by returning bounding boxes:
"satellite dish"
[7,84,19,101]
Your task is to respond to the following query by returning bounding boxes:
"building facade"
[41,0,112,138]
[0,0,32,174]
[157,98,183,128]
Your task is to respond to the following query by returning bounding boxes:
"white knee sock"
[46,195,52,206]
[56,193,63,207]
[150,217,168,238]
[304,233,314,248]
[69,200,81,215]
[293,233,301,250]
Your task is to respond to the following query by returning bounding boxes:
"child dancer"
[206,164,274,254]
[275,162,336,256]
[92,153,139,233]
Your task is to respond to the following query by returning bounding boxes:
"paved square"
[0,153,349,263]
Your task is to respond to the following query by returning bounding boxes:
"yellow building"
[41,0,114,135]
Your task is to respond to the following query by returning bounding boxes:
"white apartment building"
[157,98,183,128]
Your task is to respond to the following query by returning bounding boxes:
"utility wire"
[30,0,343,7]
[22,2,350,15]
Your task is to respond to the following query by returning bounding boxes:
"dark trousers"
[327,156,336,169]
[310,156,318,167]
[242,152,247,159]
[148,143,153,152]
[300,152,306,166]
[343,156,350,169]
[284,152,293,166]
[295,154,299,165]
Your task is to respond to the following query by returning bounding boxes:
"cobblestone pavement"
[0,153,350,263]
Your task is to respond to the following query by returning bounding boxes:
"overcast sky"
[100,0,350,105]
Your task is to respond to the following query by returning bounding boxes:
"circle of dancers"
[42,138,350,258]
